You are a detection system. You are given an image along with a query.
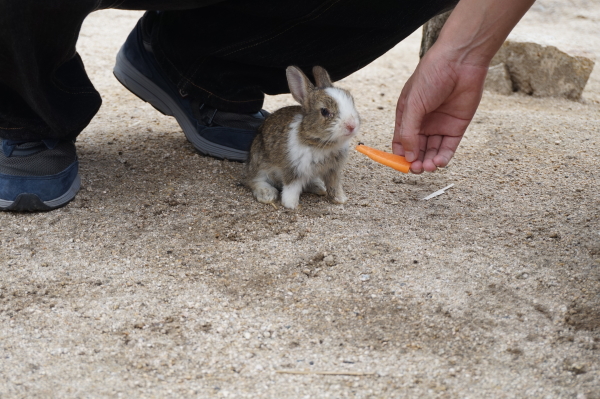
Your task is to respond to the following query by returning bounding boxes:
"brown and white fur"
[246,66,360,209]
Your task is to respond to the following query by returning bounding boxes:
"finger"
[392,141,405,157]
[410,136,428,173]
[410,159,424,174]
[433,136,463,167]
[394,93,425,162]
[399,104,424,162]
[393,135,427,173]
[422,158,439,173]
[395,138,427,173]
[418,134,428,162]
[422,135,443,172]
[423,135,443,162]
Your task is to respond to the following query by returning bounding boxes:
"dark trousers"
[0,0,456,142]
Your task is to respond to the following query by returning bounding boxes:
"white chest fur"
[286,114,346,181]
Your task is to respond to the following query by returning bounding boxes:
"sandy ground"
[1,1,599,398]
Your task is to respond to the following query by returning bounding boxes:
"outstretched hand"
[392,48,488,173]
[392,0,536,173]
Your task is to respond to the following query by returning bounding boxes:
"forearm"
[434,0,536,66]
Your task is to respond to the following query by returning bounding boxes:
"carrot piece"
[355,144,411,173]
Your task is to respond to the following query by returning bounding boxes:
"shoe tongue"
[2,139,58,157]
[212,111,265,130]
[14,142,41,149]
[191,100,269,130]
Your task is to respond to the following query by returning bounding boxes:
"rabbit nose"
[345,123,356,132]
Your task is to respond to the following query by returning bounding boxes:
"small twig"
[276,370,375,376]
[422,183,454,200]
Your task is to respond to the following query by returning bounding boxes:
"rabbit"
[246,65,360,209]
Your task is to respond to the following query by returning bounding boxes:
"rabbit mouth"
[342,122,359,137]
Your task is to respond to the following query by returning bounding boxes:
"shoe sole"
[113,49,248,162]
[0,174,81,212]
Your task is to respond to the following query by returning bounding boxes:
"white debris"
[422,184,454,200]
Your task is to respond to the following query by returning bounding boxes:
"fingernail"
[405,151,415,162]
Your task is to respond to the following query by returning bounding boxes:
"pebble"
[360,274,371,281]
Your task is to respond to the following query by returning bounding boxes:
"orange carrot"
[355,144,411,173]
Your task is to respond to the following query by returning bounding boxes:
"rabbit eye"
[321,108,332,118]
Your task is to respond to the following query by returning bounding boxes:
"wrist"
[432,0,535,67]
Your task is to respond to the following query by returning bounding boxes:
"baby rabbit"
[247,66,360,209]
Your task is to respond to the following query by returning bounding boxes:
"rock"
[419,10,453,58]
[491,41,595,100]
[563,358,588,375]
[323,255,336,266]
[516,271,530,280]
[484,63,513,95]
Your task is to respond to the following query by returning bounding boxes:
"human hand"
[392,49,488,173]
[392,0,535,174]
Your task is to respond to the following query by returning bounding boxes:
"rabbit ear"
[286,66,314,106]
[313,66,333,88]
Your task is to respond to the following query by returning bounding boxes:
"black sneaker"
[0,139,80,212]
[113,16,268,161]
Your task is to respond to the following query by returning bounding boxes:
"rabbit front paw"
[305,178,327,196]
[281,181,303,209]
[281,196,300,209]
[331,193,348,204]
[327,184,347,204]
[253,185,279,204]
